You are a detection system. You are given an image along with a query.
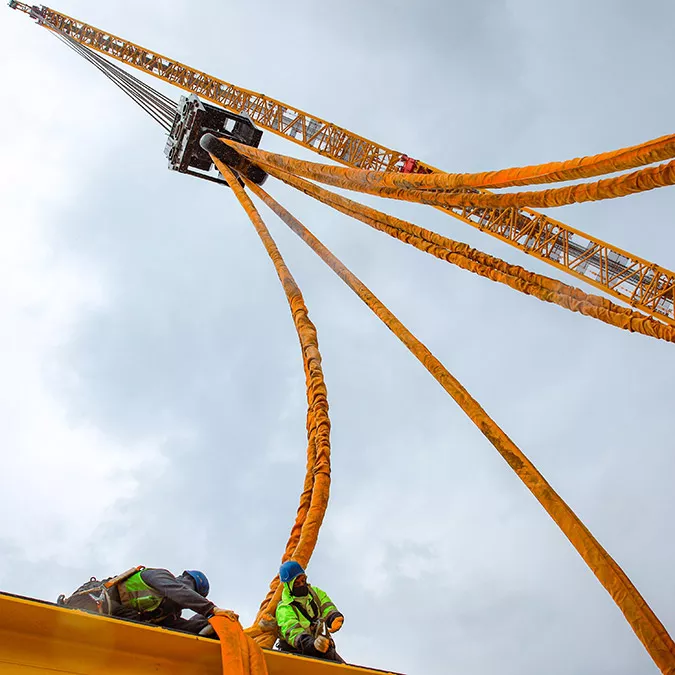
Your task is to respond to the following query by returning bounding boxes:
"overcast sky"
[1,1,674,674]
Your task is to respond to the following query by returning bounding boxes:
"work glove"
[257,613,277,633]
[210,607,239,621]
[295,633,315,653]
[328,615,344,633]
[314,635,330,653]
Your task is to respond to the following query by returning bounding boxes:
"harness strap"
[104,565,145,589]
[290,598,318,623]
[290,588,334,644]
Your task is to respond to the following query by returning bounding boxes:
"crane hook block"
[164,94,267,187]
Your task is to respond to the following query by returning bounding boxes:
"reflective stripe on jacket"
[117,570,163,613]
[276,582,339,647]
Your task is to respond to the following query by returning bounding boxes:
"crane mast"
[10,2,675,324]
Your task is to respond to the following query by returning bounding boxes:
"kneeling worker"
[60,566,236,634]
[275,561,344,662]
[107,567,235,634]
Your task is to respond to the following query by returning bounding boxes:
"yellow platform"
[0,592,399,675]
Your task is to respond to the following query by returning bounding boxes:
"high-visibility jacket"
[117,571,163,614]
[276,582,341,647]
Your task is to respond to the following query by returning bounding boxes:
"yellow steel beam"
[10,5,675,324]
[0,593,400,675]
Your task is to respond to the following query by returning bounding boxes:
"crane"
[8,1,675,326]
[6,4,675,675]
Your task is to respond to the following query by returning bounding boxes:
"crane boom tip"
[8,2,45,21]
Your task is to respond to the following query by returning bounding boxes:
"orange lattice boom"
[10,3,675,324]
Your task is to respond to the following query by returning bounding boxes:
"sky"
[1,1,674,674]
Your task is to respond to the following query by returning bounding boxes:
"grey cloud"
[2,1,675,675]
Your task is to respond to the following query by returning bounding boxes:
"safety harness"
[290,587,332,643]
[57,566,144,616]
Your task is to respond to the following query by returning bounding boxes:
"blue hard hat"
[279,561,305,584]
[184,570,210,597]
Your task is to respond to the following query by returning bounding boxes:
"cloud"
[1,2,674,674]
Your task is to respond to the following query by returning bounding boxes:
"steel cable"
[51,30,176,131]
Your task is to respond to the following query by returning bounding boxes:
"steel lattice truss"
[11,2,675,324]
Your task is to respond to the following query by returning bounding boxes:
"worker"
[108,567,235,634]
[275,561,345,662]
